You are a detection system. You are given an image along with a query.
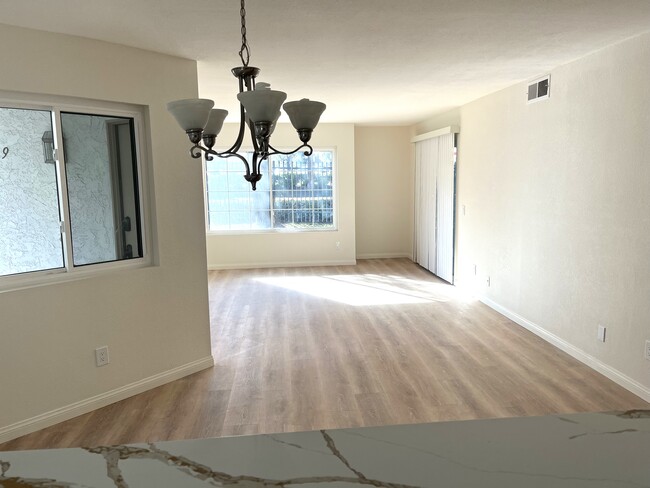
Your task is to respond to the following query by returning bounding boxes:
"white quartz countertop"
[1,409,649,487]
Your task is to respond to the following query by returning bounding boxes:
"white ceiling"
[1,0,650,124]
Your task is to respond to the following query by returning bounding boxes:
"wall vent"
[527,75,550,103]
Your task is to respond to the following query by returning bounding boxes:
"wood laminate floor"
[1,258,647,451]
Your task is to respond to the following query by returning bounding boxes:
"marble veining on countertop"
[1,410,649,487]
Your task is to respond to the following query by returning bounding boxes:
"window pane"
[229,211,251,230]
[0,107,64,276]
[250,190,270,211]
[206,171,228,192]
[208,211,229,230]
[256,160,270,191]
[228,172,251,191]
[314,189,333,209]
[252,210,271,229]
[207,191,230,212]
[206,158,225,172]
[269,151,334,229]
[273,190,293,210]
[205,150,334,232]
[227,155,247,172]
[61,113,142,266]
[273,209,293,228]
[314,208,334,226]
[293,191,314,210]
[228,191,250,211]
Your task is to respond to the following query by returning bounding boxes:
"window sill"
[206,226,338,236]
[0,257,152,294]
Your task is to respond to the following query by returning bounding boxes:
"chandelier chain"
[238,0,251,67]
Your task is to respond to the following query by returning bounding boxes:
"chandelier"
[166,0,326,191]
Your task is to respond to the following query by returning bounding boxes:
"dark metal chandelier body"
[167,0,326,190]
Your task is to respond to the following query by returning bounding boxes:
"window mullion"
[52,108,74,272]
[269,156,275,229]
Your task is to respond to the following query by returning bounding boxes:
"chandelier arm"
[249,120,261,154]
[190,144,204,159]
[255,153,269,176]
[223,103,247,155]
[192,144,252,176]
[268,143,314,157]
[216,150,252,177]
[251,152,260,177]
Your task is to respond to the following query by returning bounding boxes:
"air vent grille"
[527,75,550,103]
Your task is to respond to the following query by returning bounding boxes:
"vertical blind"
[414,132,455,283]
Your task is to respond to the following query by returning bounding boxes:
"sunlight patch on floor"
[256,273,470,306]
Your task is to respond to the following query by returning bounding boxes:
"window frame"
[0,91,152,293]
[204,146,339,235]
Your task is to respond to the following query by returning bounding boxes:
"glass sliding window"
[0,99,147,289]
[206,150,334,232]
[0,107,64,277]
[61,113,143,266]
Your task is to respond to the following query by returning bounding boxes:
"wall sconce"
[42,131,55,164]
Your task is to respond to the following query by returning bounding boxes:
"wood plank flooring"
[1,258,647,451]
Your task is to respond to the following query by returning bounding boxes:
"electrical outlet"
[486,276,491,287]
[336,241,341,250]
[645,340,650,361]
[473,264,477,276]
[95,346,110,367]
[597,326,606,342]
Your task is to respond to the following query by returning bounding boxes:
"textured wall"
[0,108,62,276]
[354,126,414,259]
[62,114,117,265]
[455,32,650,396]
[414,108,461,136]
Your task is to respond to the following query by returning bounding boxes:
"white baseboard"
[208,259,357,270]
[0,355,215,444]
[356,253,413,260]
[479,296,650,403]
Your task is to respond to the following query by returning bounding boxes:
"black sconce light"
[42,131,55,164]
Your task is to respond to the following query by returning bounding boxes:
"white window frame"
[204,146,338,235]
[0,90,152,293]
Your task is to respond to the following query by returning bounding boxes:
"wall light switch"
[597,326,606,343]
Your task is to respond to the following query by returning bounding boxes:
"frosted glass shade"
[283,98,326,130]
[246,112,279,135]
[203,109,229,137]
[237,82,287,123]
[167,98,214,131]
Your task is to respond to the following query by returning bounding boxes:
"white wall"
[454,32,650,399]
[354,126,414,259]
[205,123,356,269]
[414,108,460,136]
[0,25,212,440]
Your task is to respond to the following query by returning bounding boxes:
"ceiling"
[1,0,650,125]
